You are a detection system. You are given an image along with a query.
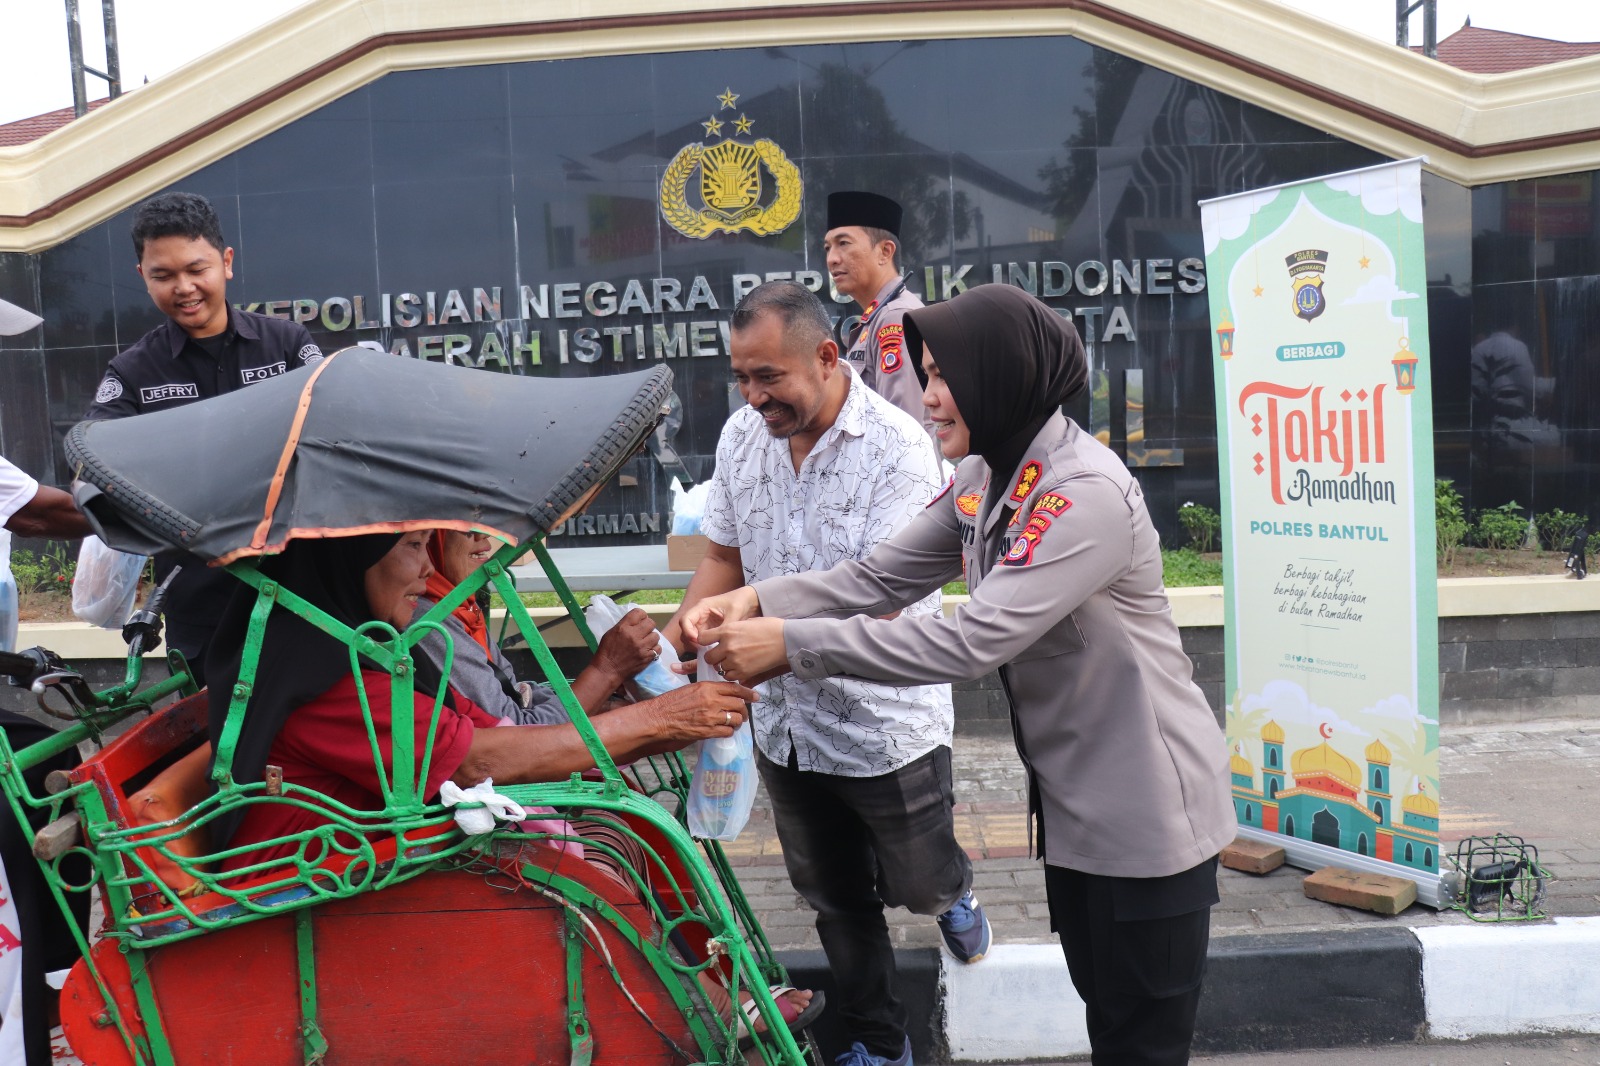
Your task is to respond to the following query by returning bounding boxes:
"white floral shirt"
[702,366,952,776]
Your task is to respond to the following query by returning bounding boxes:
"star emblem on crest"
[702,115,724,137]
[718,88,739,109]
[734,113,754,135]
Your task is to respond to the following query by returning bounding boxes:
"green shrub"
[1435,479,1468,569]
[1535,508,1588,551]
[1162,547,1224,587]
[1177,502,1221,554]
[1473,500,1528,551]
[7,543,76,594]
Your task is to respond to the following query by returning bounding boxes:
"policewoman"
[823,191,932,442]
[686,284,1234,1066]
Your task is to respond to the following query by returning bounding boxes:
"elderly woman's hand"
[593,607,660,682]
[641,681,757,746]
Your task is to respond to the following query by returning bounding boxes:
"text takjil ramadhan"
[235,257,1207,365]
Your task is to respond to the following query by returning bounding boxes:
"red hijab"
[425,530,490,653]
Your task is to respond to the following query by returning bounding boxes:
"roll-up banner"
[1200,159,1443,906]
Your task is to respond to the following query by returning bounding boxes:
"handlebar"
[122,564,182,660]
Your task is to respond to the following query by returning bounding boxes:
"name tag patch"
[139,383,199,404]
[241,362,287,384]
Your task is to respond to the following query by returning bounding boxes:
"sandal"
[736,985,826,1049]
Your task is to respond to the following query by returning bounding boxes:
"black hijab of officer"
[905,284,1088,483]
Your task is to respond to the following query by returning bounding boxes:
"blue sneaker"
[835,1036,912,1066]
[937,889,992,963]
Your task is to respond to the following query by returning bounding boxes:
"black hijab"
[204,532,446,846]
[905,284,1088,481]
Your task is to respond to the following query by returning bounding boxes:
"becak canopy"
[65,348,671,563]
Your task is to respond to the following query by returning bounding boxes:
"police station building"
[1,0,1596,546]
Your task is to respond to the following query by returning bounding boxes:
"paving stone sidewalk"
[728,717,1600,952]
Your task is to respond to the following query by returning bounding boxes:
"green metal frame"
[0,534,808,1065]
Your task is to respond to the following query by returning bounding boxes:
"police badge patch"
[94,376,123,404]
[298,344,324,367]
[877,323,904,373]
[1285,249,1328,322]
[1002,510,1054,567]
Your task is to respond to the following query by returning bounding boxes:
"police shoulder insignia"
[1033,493,1072,516]
[94,376,123,404]
[1009,461,1042,504]
[956,492,982,517]
[877,323,904,373]
[1003,510,1055,567]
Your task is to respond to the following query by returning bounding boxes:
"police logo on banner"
[94,376,123,404]
[661,89,802,239]
[1285,249,1329,322]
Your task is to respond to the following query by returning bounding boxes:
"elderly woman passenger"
[410,529,658,725]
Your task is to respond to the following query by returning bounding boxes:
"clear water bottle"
[0,530,17,653]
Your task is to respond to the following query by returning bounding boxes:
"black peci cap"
[826,191,903,237]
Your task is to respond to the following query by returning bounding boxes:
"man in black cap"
[824,192,936,447]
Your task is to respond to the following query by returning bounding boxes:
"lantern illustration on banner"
[1392,336,1419,394]
[1216,310,1235,361]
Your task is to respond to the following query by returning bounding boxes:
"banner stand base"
[1234,825,1452,910]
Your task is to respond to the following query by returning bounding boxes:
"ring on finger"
[724,711,731,726]
[652,647,661,660]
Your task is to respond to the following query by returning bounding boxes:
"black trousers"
[1044,858,1218,1066]
[758,745,971,1059]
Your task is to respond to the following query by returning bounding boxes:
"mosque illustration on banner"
[1231,720,1439,874]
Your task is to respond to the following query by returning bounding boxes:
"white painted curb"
[941,944,1089,1062]
[1417,917,1600,1039]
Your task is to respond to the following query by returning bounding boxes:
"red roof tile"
[0,98,111,148]
[1414,24,1600,74]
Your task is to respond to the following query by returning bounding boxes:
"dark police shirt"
[84,308,324,671]
[86,307,323,418]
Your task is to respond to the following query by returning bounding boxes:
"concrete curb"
[784,919,1600,1063]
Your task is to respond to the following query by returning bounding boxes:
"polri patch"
[1009,461,1042,504]
[1033,493,1072,516]
[877,323,904,373]
[1002,510,1055,567]
[94,376,123,404]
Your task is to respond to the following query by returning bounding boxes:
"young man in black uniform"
[84,192,323,682]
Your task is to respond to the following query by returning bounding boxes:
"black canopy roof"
[66,348,671,563]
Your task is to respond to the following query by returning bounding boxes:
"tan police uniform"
[844,276,936,448]
[754,411,1234,879]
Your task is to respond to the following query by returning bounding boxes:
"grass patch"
[1162,548,1224,587]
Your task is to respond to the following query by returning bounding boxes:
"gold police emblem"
[660,89,802,239]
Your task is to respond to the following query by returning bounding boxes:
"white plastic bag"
[439,778,527,836]
[686,725,756,841]
[584,593,686,698]
[670,477,711,535]
[685,643,757,841]
[71,536,146,629]
[0,531,16,653]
